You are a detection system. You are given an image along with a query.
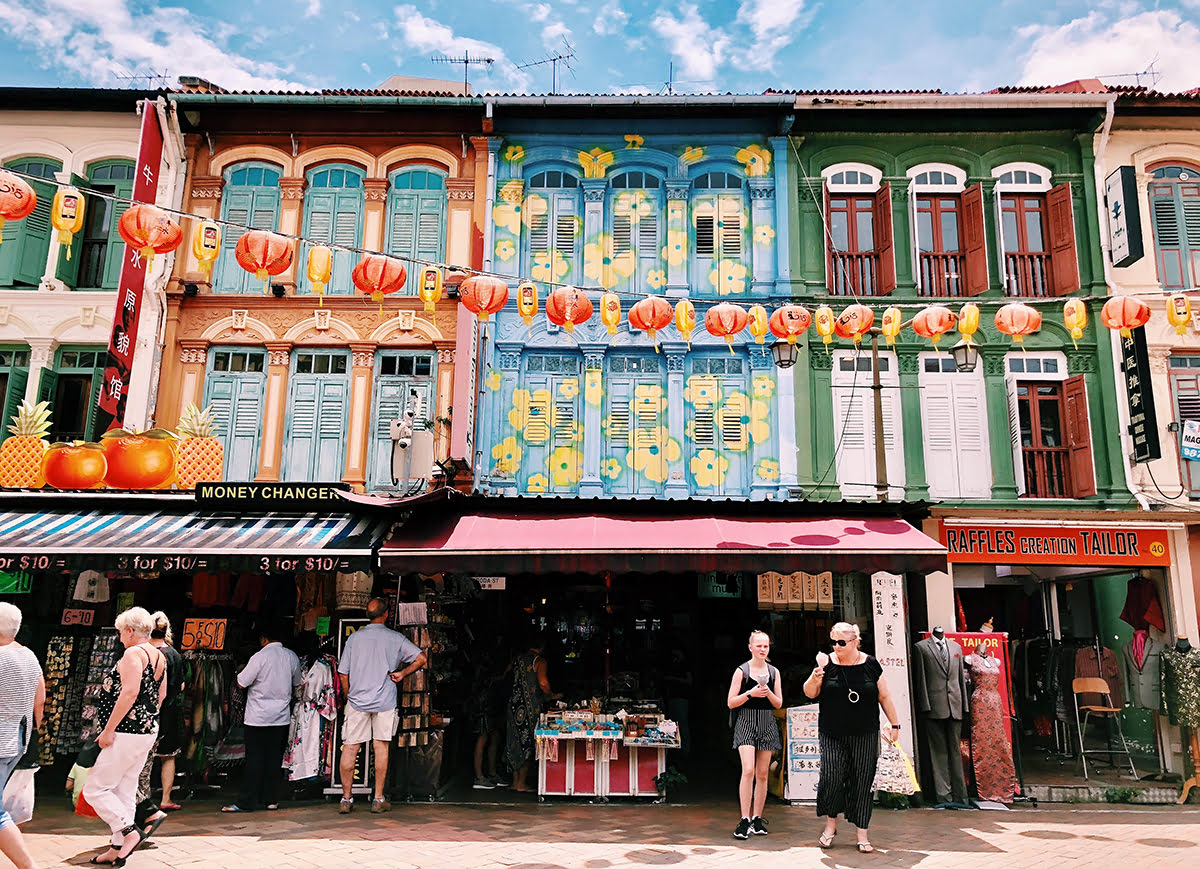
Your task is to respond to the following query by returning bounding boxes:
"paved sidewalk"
[16,798,1200,868]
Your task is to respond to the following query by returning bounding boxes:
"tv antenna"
[620,62,714,96]
[430,51,494,94]
[517,39,576,95]
[112,68,173,89]
[1097,56,1162,90]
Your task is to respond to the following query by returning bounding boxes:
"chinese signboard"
[871,572,914,760]
[1121,326,1161,464]
[784,706,820,802]
[1105,166,1144,268]
[756,571,833,612]
[940,522,1170,566]
[99,102,164,424]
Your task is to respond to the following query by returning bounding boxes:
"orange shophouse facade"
[156,87,486,492]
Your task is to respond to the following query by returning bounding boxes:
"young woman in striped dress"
[726,630,782,840]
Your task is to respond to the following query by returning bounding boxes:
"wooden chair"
[1071,677,1138,781]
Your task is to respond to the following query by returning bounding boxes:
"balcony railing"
[1004,252,1052,297]
[829,251,878,296]
[918,252,966,297]
[1022,446,1072,498]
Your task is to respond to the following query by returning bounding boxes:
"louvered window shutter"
[85,367,105,443]
[553,192,578,271]
[0,367,28,444]
[1046,183,1080,296]
[605,378,632,494]
[921,378,958,498]
[874,182,896,294]
[411,192,445,294]
[329,189,361,295]
[1062,374,1096,497]
[215,188,252,293]
[952,376,992,497]
[719,196,743,259]
[1171,372,1200,495]
[229,375,264,481]
[0,177,53,286]
[101,180,133,290]
[1182,191,1200,289]
[371,380,404,489]
[304,190,335,296]
[1005,378,1027,496]
[528,197,549,255]
[695,198,715,258]
[285,379,319,481]
[315,377,348,482]
[518,372,552,493]
[962,184,989,295]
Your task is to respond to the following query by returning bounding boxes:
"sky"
[0,0,1199,95]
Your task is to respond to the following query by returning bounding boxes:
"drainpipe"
[1092,94,1151,510]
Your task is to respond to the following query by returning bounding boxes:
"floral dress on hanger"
[966,653,1018,803]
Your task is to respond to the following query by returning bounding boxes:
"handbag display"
[871,736,920,795]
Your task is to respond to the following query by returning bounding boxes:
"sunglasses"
[832,639,856,647]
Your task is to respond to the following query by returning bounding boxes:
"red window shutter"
[824,184,834,292]
[874,182,896,294]
[962,184,989,295]
[1047,183,1080,296]
[1063,374,1097,497]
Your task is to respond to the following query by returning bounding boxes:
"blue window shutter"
[370,379,405,490]
[315,377,348,482]
[553,192,579,278]
[387,192,419,292]
[330,188,362,295]
[604,378,633,495]
[411,191,445,293]
[285,378,319,480]
[518,371,552,493]
[0,367,29,444]
[216,188,253,294]
[0,177,54,287]
[301,189,335,296]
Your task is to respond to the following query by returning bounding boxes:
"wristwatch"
[888,723,901,730]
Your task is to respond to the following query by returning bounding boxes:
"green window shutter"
[36,369,58,407]
[101,181,133,290]
[54,173,89,287]
[0,177,54,287]
[0,367,29,444]
[315,377,348,482]
[86,367,106,442]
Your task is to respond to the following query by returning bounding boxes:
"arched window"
[821,163,893,295]
[0,158,60,288]
[386,166,447,295]
[214,162,282,294]
[71,159,136,290]
[1149,164,1200,290]
[692,171,748,297]
[524,170,581,284]
[906,163,982,297]
[992,162,1076,296]
[607,171,663,295]
[300,163,365,296]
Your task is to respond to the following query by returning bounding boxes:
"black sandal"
[116,824,145,860]
[89,853,125,867]
[143,812,167,842]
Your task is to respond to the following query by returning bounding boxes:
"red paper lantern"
[118,204,183,268]
[546,286,593,333]
[705,302,749,353]
[460,274,509,321]
[0,170,37,239]
[235,230,294,294]
[834,303,874,345]
[1100,296,1151,338]
[994,302,1042,344]
[768,305,812,345]
[629,296,673,350]
[352,254,408,313]
[911,304,958,348]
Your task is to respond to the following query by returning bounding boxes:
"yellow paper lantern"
[192,220,220,282]
[958,302,980,344]
[747,304,769,345]
[674,299,696,347]
[51,187,85,260]
[599,291,621,336]
[418,266,443,314]
[517,281,538,326]
[881,306,902,346]
[306,245,332,306]
[814,304,835,352]
[1167,293,1192,336]
[1062,298,1088,348]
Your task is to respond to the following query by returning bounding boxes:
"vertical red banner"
[98,101,164,424]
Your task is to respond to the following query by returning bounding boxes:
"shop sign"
[474,576,506,591]
[1181,420,1200,462]
[871,572,914,760]
[194,481,350,508]
[61,608,94,627]
[0,570,31,594]
[756,571,831,612]
[941,522,1170,566]
[784,706,820,802]
[1105,166,1144,268]
[935,632,1014,748]
[104,553,360,573]
[180,618,227,651]
[697,573,742,599]
[1121,327,1161,464]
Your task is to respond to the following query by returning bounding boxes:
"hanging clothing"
[966,655,1018,804]
[1119,576,1166,632]
[1161,647,1200,727]
[73,570,110,603]
[1074,645,1123,710]
[1122,633,1163,711]
[285,656,338,781]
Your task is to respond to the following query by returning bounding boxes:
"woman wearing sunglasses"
[803,622,900,854]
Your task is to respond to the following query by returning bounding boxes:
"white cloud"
[593,6,629,36]
[734,0,810,68]
[1018,10,1200,92]
[529,2,551,22]
[393,4,531,90]
[0,0,311,90]
[650,3,730,84]
[361,62,371,74]
[304,0,320,17]
[541,20,572,48]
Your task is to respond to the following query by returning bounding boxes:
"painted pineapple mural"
[174,403,224,489]
[0,401,52,488]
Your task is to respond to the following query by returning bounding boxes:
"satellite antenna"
[430,51,494,94]
[516,39,576,95]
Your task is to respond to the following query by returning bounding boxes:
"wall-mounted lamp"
[770,340,798,369]
[183,283,200,297]
[270,283,287,298]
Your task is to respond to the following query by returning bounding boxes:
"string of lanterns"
[0,166,1190,350]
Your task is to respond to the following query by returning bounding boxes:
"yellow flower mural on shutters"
[531,251,570,283]
[709,260,749,296]
[690,449,729,487]
[527,473,549,494]
[491,436,522,475]
[585,370,603,406]
[509,389,555,444]
[735,144,772,177]
[548,446,584,487]
[584,233,636,289]
[627,426,681,483]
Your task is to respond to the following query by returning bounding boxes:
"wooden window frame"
[825,184,895,295]
[1013,373,1095,498]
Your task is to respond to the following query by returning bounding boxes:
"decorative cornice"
[278,178,306,201]
[749,185,775,201]
[1066,351,1097,374]
[352,350,375,369]
[983,355,1006,377]
[446,178,475,201]
[583,187,605,203]
[363,179,389,203]
[498,181,524,203]
[749,349,775,369]
[437,348,455,364]
[265,341,293,367]
[499,351,521,370]
[809,349,833,370]
[584,352,605,370]
[179,340,209,366]
[665,183,690,202]
[190,176,224,199]
[665,352,686,373]
[897,354,919,375]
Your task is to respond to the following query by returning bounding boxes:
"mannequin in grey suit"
[912,627,969,805]
[1122,630,1163,710]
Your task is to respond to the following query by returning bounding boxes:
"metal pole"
[870,330,888,502]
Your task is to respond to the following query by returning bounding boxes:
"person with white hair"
[82,607,167,866]
[803,621,901,854]
[0,602,44,869]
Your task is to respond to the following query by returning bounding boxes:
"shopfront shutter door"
[1047,183,1080,296]
[962,184,989,295]
[873,182,896,294]
[315,377,348,482]
[1005,378,1026,496]
[1063,374,1096,497]
[921,378,959,498]
[1170,371,1200,496]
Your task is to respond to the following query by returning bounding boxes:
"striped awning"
[0,509,391,572]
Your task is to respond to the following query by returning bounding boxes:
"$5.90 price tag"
[180,618,227,651]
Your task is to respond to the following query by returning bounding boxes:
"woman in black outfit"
[726,630,782,840]
[803,622,901,854]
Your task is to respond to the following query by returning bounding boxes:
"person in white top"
[0,602,43,869]
[222,623,302,813]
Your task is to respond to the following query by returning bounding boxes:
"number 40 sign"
[180,618,228,651]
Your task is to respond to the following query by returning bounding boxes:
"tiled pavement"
[16,798,1200,868]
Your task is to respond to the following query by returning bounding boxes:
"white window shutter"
[1005,377,1026,496]
[881,380,906,500]
[951,376,992,498]
[921,378,958,498]
[833,384,872,499]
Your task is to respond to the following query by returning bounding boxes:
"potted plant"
[652,766,688,804]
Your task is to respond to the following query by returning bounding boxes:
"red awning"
[381,512,946,575]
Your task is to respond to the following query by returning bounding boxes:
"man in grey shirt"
[337,598,426,814]
[222,622,302,813]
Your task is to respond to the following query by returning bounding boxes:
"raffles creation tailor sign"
[940,522,1170,567]
[99,102,164,425]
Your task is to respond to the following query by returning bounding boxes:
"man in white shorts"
[337,598,426,814]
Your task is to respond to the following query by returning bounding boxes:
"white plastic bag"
[2,768,36,825]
